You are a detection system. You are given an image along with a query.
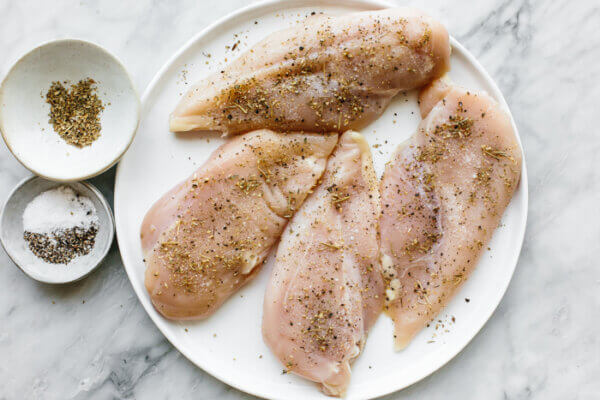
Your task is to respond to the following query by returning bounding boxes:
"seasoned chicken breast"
[380,79,522,350]
[170,7,450,135]
[263,131,384,397]
[142,130,338,320]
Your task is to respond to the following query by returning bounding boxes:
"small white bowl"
[0,176,115,284]
[0,39,140,182]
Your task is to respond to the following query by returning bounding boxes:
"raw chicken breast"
[263,131,384,397]
[142,130,338,320]
[380,79,522,350]
[170,7,450,135]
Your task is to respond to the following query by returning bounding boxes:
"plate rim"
[114,0,529,398]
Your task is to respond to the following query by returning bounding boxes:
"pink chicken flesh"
[170,7,450,135]
[142,129,338,320]
[263,131,384,397]
[380,79,522,350]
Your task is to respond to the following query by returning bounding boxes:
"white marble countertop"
[0,1,598,399]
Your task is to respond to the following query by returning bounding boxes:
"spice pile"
[45,78,104,147]
[22,186,99,264]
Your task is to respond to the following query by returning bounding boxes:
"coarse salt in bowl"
[0,176,114,284]
[23,186,99,234]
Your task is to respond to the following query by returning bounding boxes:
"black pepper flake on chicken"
[380,79,522,350]
[141,130,337,320]
[263,131,383,397]
[170,8,450,135]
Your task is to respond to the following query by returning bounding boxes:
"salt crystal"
[23,186,98,234]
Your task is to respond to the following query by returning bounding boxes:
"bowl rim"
[0,175,115,284]
[0,38,141,182]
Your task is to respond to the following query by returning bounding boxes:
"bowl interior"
[0,39,139,181]
[0,176,114,283]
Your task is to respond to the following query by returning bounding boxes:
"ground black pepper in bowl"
[24,226,98,264]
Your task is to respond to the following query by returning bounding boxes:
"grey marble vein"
[0,1,598,399]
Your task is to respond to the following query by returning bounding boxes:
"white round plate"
[115,1,528,399]
[0,39,140,182]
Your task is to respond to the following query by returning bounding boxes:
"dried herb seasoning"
[45,78,104,147]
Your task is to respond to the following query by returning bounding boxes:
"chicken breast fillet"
[170,7,450,135]
[142,130,338,320]
[380,79,522,350]
[263,131,384,397]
